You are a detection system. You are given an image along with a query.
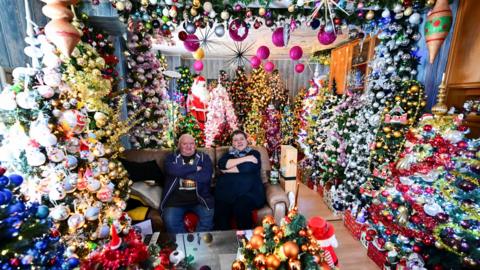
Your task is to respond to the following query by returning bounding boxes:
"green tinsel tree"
[176,112,205,147]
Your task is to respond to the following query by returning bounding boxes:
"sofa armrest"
[264,183,289,223]
[130,181,163,209]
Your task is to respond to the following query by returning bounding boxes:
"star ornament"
[224,41,255,70]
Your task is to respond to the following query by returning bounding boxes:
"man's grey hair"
[178,133,195,147]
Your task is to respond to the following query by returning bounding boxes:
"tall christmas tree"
[176,66,194,107]
[280,102,295,145]
[268,70,289,109]
[229,67,250,128]
[204,83,238,147]
[293,87,306,147]
[0,34,135,257]
[177,113,205,147]
[244,102,266,147]
[263,104,281,156]
[246,67,270,112]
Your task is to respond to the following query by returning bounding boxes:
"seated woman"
[214,130,266,230]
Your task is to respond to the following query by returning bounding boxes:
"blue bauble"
[36,205,49,219]
[0,175,9,187]
[8,174,23,187]
[0,192,6,205]
[310,19,320,30]
[8,202,25,215]
[35,240,48,251]
[67,258,79,268]
[7,227,19,238]
[2,189,12,204]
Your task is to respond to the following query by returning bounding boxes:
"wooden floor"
[296,182,379,270]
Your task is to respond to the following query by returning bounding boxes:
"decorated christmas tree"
[264,104,281,156]
[293,87,307,147]
[244,102,266,147]
[204,82,238,147]
[246,67,271,111]
[365,114,479,270]
[0,34,135,257]
[229,67,250,128]
[280,102,295,146]
[0,169,76,269]
[177,113,205,147]
[268,70,289,109]
[176,66,194,107]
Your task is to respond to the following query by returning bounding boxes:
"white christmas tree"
[204,82,238,147]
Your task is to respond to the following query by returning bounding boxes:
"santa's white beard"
[191,83,210,103]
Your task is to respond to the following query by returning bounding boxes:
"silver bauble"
[214,24,225,37]
[185,22,196,34]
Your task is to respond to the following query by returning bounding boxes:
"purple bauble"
[295,63,305,73]
[289,45,303,60]
[318,28,337,45]
[250,56,261,69]
[264,61,275,72]
[272,27,287,47]
[193,60,204,72]
[256,46,270,60]
[183,34,200,52]
[234,4,242,12]
[229,19,249,42]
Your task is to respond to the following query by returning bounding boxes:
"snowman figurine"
[308,216,339,268]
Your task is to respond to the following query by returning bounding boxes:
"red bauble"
[178,31,188,41]
[365,235,373,241]
[433,265,443,270]
[411,215,421,224]
[367,230,377,236]
[423,125,433,132]
[385,229,392,236]
[386,215,393,222]
[391,202,399,209]
[96,34,104,40]
[184,212,199,232]
[159,254,170,266]
[333,18,342,25]
[458,125,468,132]
[457,141,468,149]
[413,245,422,253]
[381,190,389,197]
[377,238,386,247]
[423,236,433,245]
[10,258,20,267]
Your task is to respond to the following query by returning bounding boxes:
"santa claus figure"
[187,76,210,130]
[308,216,339,268]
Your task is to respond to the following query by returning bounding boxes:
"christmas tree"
[280,102,295,146]
[176,66,194,107]
[0,169,76,269]
[264,104,281,157]
[293,87,307,147]
[246,67,270,112]
[204,83,238,147]
[229,67,250,128]
[0,34,135,257]
[365,114,479,270]
[268,70,289,109]
[177,113,205,147]
[244,102,266,147]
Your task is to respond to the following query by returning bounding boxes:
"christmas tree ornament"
[289,46,303,60]
[229,19,249,42]
[264,61,275,72]
[272,27,290,47]
[214,24,225,37]
[256,45,270,60]
[425,0,452,63]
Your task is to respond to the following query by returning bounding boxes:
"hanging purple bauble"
[295,63,305,73]
[193,60,204,72]
[256,46,270,60]
[289,46,303,60]
[264,61,275,72]
[229,19,249,42]
[318,28,336,45]
[250,56,261,69]
[272,27,290,47]
[183,34,200,52]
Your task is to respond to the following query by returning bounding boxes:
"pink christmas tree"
[204,82,238,147]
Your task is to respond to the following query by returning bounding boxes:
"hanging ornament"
[307,0,350,34]
[289,46,303,60]
[295,63,305,73]
[183,34,200,52]
[193,47,205,60]
[185,22,196,34]
[425,0,452,63]
[229,19,249,42]
[220,10,230,20]
[250,56,261,69]
[272,27,290,47]
[256,45,270,60]
[264,61,275,72]
[225,41,255,68]
[318,27,336,45]
[214,24,225,37]
[193,60,204,72]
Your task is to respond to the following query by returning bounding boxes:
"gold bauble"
[298,229,306,237]
[273,235,281,244]
[376,142,382,148]
[407,101,413,106]
[266,254,281,269]
[249,235,264,250]
[272,225,280,234]
[253,226,264,236]
[366,10,375,20]
[192,0,201,9]
[402,98,407,103]
[258,8,266,16]
[106,130,112,136]
[383,127,391,133]
[410,85,419,92]
[202,232,213,244]
[283,241,299,259]
[301,244,308,252]
[109,171,118,178]
[119,146,125,152]
[105,148,112,155]
[190,8,198,16]
[231,260,245,270]
[288,5,295,12]
[384,242,395,251]
[288,259,301,270]
[383,145,388,150]
[384,108,389,113]
[262,215,275,226]
[393,131,402,138]
[426,0,436,7]
[108,162,117,170]
[420,101,426,107]
[395,96,401,101]
[254,254,266,267]
[435,241,443,249]
[412,101,418,106]
[386,134,391,139]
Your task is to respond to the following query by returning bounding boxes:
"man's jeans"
[162,204,214,233]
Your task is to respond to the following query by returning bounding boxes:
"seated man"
[161,133,214,233]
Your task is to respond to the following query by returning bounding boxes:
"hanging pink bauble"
[295,63,305,73]
[229,19,249,42]
[318,28,337,45]
[250,56,261,69]
[272,27,289,47]
[256,45,270,60]
[289,46,303,60]
[183,34,200,52]
[265,61,275,72]
[193,60,204,72]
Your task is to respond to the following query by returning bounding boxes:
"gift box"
[343,210,368,240]
[367,242,387,269]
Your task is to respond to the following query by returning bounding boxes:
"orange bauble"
[231,260,246,270]
[271,225,280,233]
[249,235,264,250]
[282,241,300,259]
[265,254,281,269]
[262,215,275,226]
[254,254,267,267]
[253,226,264,236]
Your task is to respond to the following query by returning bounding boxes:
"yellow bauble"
[395,96,401,101]
[386,134,391,139]
[384,242,395,251]
[383,145,388,150]
[420,101,426,107]
[190,8,198,16]
[282,241,299,259]
[288,5,295,12]
[231,260,246,270]
[393,131,402,138]
[383,127,391,133]
[410,85,420,92]
[266,254,281,269]
[192,48,205,60]
[258,7,266,16]
[376,142,382,148]
[249,235,264,249]
[366,10,375,20]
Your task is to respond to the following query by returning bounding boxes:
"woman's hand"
[221,167,239,173]
[244,155,258,164]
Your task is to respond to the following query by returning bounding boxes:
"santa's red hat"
[194,76,206,84]
[308,216,335,240]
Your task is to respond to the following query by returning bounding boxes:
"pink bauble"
[265,61,275,72]
[289,46,303,60]
[184,34,200,52]
[256,45,270,60]
[250,56,261,69]
[318,29,336,45]
[229,19,249,42]
[193,60,204,72]
[295,63,305,73]
[272,27,286,47]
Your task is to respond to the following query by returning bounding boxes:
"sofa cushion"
[215,146,270,184]
[130,181,163,209]
[119,159,164,185]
